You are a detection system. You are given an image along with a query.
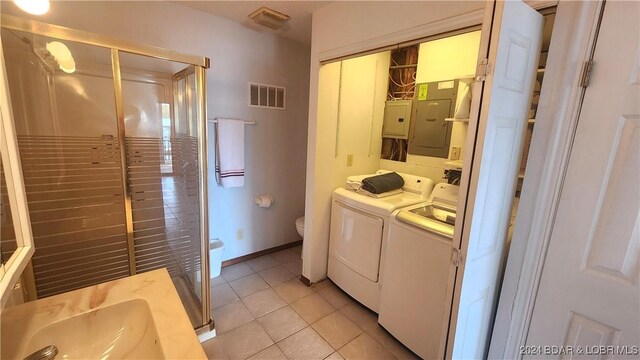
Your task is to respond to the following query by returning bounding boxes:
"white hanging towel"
[215,119,245,188]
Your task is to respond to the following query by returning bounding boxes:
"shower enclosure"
[0,15,211,330]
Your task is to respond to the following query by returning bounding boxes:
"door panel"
[471,116,518,260]
[585,116,638,284]
[451,1,543,358]
[329,202,384,282]
[413,100,452,148]
[526,1,639,352]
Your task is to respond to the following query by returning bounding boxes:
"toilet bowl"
[295,216,304,238]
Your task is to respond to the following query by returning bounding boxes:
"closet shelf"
[445,118,470,123]
[444,160,464,169]
[444,118,534,123]
[390,64,418,69]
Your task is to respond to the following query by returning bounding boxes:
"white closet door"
[525,1,640,354]
[451,1,543,358]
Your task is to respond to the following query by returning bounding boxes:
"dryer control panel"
[376,170,435,198]
[428,183,460,208]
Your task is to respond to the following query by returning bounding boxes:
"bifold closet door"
[0,29,131,298]
[450,1,543,358]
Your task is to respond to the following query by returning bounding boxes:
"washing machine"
[328,171,434,312]
[378,183,460,359]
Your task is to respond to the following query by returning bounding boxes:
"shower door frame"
[0,14,213,332]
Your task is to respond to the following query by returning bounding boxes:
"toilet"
[295,216,305,238]
[296,217,305,260]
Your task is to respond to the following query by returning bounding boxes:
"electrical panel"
[408,80,458,158]
[382,100,412,139]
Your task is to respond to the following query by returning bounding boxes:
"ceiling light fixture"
[248,7,290,31]
[12,0,50,16]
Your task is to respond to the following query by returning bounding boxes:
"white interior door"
[525,1,640,354]
[450,1,543,358]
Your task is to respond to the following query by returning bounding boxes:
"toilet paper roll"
[254,194,273,208]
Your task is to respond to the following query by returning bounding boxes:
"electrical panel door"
[408,81,458,158]
[412,99,452,148]
[382,100,412,139]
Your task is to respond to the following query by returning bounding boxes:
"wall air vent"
[248,7,290,31]
[249,83,286,110]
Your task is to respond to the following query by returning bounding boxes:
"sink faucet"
[23,345,58,360]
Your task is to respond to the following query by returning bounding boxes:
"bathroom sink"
[25,299,164,359]
[1,269,206,360]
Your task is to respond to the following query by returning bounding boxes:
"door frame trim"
[489,1,606,358]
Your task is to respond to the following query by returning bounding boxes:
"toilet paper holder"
[254,194,273,208]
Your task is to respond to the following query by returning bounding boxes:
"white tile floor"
[202,246,419,360]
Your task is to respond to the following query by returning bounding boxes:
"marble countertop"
[1,268,206,359]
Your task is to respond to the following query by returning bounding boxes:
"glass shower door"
[117,52,207,327]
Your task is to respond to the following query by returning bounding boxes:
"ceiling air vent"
[249,83,285,110]
[248,7,290,31]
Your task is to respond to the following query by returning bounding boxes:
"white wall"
[2,1,310,261]
[304,1,485,282]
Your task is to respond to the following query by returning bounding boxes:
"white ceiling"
[175,1,331,44]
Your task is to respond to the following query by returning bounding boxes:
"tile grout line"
[271,321,329,360]
[243,294,308,359]
[254,283,339,358]
[255,265,295,287]
[311,304,382,358]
